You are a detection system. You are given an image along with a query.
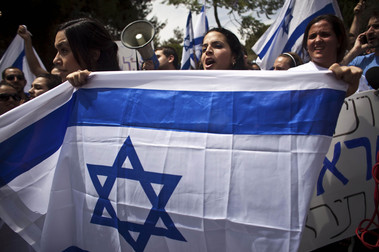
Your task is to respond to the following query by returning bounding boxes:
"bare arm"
[340,32,370,66]
[17,25,49,76]
[349,0,366,38]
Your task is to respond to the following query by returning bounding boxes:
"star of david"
[282,6,293,35]
[183,34,191,51]
[87,136,186,251]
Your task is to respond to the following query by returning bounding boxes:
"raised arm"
[340,32,370,66]
[349,0,366,39]
[17,25,49,76]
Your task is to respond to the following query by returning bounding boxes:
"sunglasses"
[5,74,25,81]
[0,93,22,102]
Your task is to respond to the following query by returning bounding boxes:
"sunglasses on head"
[5,74,25,81]
[0,93,21,102]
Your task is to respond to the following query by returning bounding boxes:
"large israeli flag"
[0,71,347,251]
[181,6,209,69]
[0,34,46,91]
[252,0,342,70]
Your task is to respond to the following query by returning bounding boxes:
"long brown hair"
[302,14,347,63]
[58,18,120,71]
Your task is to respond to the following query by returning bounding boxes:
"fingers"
[142,60,154,70]
[354,0,366,14]
[67,70,91,87]
[17,25,31,40]
[17,25,26,36]
[329,63,362,97]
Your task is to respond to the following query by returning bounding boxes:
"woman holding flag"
[18,18,119,84]
[53,18,120,82]
[289,14,363,96]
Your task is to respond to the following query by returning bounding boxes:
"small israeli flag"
[181,5,209,69]
[0,34,46,91]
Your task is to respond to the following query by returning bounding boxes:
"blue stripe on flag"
[0,87,345,187]
[69,88,344,136]
[259,3,336,59]
[12,49,25,70]
[193,37,204,45]
[0,99,74,187]
[282,3,335,53]
[258,0,294,58]
[181,58,191,70]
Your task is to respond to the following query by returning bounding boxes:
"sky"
[147,0,280,44]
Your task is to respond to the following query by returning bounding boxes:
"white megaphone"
[120,20,159,70]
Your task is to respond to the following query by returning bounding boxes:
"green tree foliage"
[163,0,379,62]
[338,0,379,34]
[0,0,160,70]
[160,27,184,64]
[164,0,283,29]
[162,0,284,61]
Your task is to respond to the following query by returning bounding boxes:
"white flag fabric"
[180,11,195,70]
[0,35,46,91]
[192,6,209,67]
[0,71,348,252]
[252,0,342,70]
[181,6,209,69]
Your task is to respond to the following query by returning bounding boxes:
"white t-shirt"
[288,61,327,71]
[288,61,371,93]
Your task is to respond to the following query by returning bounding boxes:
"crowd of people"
[1,4,378,115]
[0,3,378,250]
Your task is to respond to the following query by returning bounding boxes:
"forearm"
[349,16,363,38]
[340,46,364,66]
[23,36,48,76]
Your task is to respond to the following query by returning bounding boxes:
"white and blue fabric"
[252,0,342,70]
[180,11,194,70]
[0,35,46,91]
[181,6,209,69]
[0,71,347,251]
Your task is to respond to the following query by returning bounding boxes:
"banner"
[0,71,348,251]
[0,35,46,91]
[116,41,143,71]
[252,0,341,70]
[299,89,379,251]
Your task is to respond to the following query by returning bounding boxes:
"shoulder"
[288,61,326,71]
[349,53,376,66]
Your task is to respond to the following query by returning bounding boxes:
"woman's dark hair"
[302,14,347,63]
[58,18,120,71]
[200,27,246,70]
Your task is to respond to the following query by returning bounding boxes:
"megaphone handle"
[150,54,159,70]
[135,51,140,70]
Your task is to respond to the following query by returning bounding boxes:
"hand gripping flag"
[252,0,342,70]
[0,70,348,251]
[0,34,46,91]
[181,6,209,69]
